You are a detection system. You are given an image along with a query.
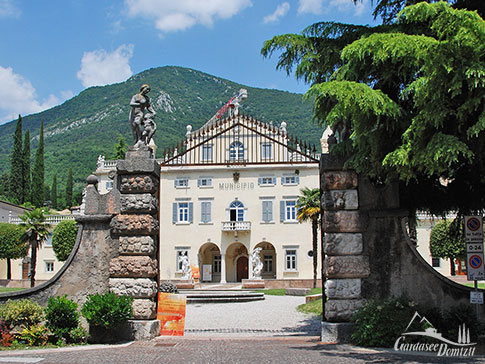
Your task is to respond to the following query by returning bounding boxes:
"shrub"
[18,324,48,346]
[68,326,89,344]
[0,321,13,347]
[52,220,78,261]
[81,292,133,330]
[45,295,79,340]
[0,299,44,329]
[442,304,481,341]
[160,282,178,294]
[351,297,418,347]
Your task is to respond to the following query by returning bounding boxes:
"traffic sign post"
[465,216,484,319]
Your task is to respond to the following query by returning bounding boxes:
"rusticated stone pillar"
[108,146,160,339]
[321,156,369,323]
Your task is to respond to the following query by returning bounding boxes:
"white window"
[213,255,221,273]
[261,143,273,160]
[174,177,189,188]
[280,200,297,222]
[263,255,273,273]
[197,177,213,188]
[229,141,244,161]
[258,176,276,186]
[261,200,273,223]
[176,249,189,272]
[172,201,193,223]
[202,144,213,161]
[229,200,245,222]
[285,250,297,271]
[106,181,114,190]
[282,175,299,185]
[200,201,212,223]
[45,261,54,273]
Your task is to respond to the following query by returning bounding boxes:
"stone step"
[178,290,265,303]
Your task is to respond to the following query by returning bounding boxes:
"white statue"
[96,155,105,169]
[179,255,192,280]
[251,247,263,279]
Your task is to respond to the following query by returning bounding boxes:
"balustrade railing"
[221,221,251,231]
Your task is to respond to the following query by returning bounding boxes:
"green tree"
[0,172,9,200]
[430,219,466,276]
[111,136,127,160]
[22,130,31,204]
[31,121,45,207]
[0,223,28,280]
[297,187,321,288]
[9,115,23,204]
[44,184,50,206]
[52,220,77,261]
[263,3,485,216]
[19,208,51,287]
[50,175,58,210]
[65,168,73,209]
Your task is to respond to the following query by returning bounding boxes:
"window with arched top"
[229,141,244,161]
[229,200,245,221]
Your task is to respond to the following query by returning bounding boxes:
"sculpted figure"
[251,247,263,279]
[179,255,192,280]
[129,84,156,147]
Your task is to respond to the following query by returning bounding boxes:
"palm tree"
[19,208,51,287]
[297,187,321,289]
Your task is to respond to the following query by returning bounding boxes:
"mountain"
[0,66,321,192]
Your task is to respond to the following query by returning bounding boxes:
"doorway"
[236,256,248,282]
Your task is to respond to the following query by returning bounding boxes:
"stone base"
[242,279,265,289]
[118,319,161,341]
[175,280,195,289]
[321,321,354,343]
[285,288,310,296]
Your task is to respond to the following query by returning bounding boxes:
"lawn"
[0,287,25,293]
[252,287,323,296]
[462,282,485,289]
[297,298,323,318]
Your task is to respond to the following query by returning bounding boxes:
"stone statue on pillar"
[129,84,157,148]
[250,247,263,279]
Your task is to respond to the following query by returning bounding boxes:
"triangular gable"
[161,114,319,166]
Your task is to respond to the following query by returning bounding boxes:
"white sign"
[202,264,212,282]
[470,291,484,304]
[467,252,485,281]
[467,243,484,253]
[465,216,483,243]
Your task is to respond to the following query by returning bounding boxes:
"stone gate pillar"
[108,146,160,339]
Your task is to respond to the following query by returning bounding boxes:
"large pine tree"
[9,115,23,204]
[65,168,73,208]
[51,174,57,210]
[31,121,45,207]
[22,130,31,204]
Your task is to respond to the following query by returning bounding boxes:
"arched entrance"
[254,241,277,280]
[225,242,248,282]
[198,242,221,283]
[236,256,248,281]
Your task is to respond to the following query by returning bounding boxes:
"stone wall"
[320,154,485,322]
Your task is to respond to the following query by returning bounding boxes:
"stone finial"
[321,126,333,154]
[186,125,192,139]
[280,121,287,134]
[86,174,98,185]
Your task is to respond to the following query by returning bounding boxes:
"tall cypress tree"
[51,174,57,210]
[9,115,23,204]
[31,121,45,207]
[22,130,31,204]
[65,168,73,208]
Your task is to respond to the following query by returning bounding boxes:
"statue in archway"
[129,84,157,148]
[251,247,263,279]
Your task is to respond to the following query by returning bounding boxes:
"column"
[220,253,227,283]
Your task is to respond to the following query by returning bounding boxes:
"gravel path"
[184,295,321,337]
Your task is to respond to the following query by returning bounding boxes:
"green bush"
[68,326,89,344]
[52,220,78,261]
[0,299,44,329]
[45,295,79,340]
[442,304,480,340]
[18,324,48,346]
[351,297,418,347]
[81,292,133,330]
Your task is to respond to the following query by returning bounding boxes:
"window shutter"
[268,201,273,222]
[172,203,177,223]
[174,180,178,188]
[197,179,201,187]
[272,177,276,185]
[258,177,262,185]
[207,202,211,222]
[281,176,285,185]
[280,201,285,222]
[262,201,267,222]
[189,202,194,223]
[296,176,300,184]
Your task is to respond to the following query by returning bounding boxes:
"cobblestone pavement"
[0,338,483,364]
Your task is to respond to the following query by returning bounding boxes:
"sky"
[0,0,380,125]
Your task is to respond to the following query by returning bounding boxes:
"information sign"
[467,252,485,281]
[470,291,484,305]
[465,216,483,243]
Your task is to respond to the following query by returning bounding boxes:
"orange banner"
[157,292,186,336]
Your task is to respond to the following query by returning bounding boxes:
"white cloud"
[0,0,20,18]
[298,0,369,16]
[77,44,134,88]
[0,66,60,124]
[263,2,290,24]
[124,0,252,33]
